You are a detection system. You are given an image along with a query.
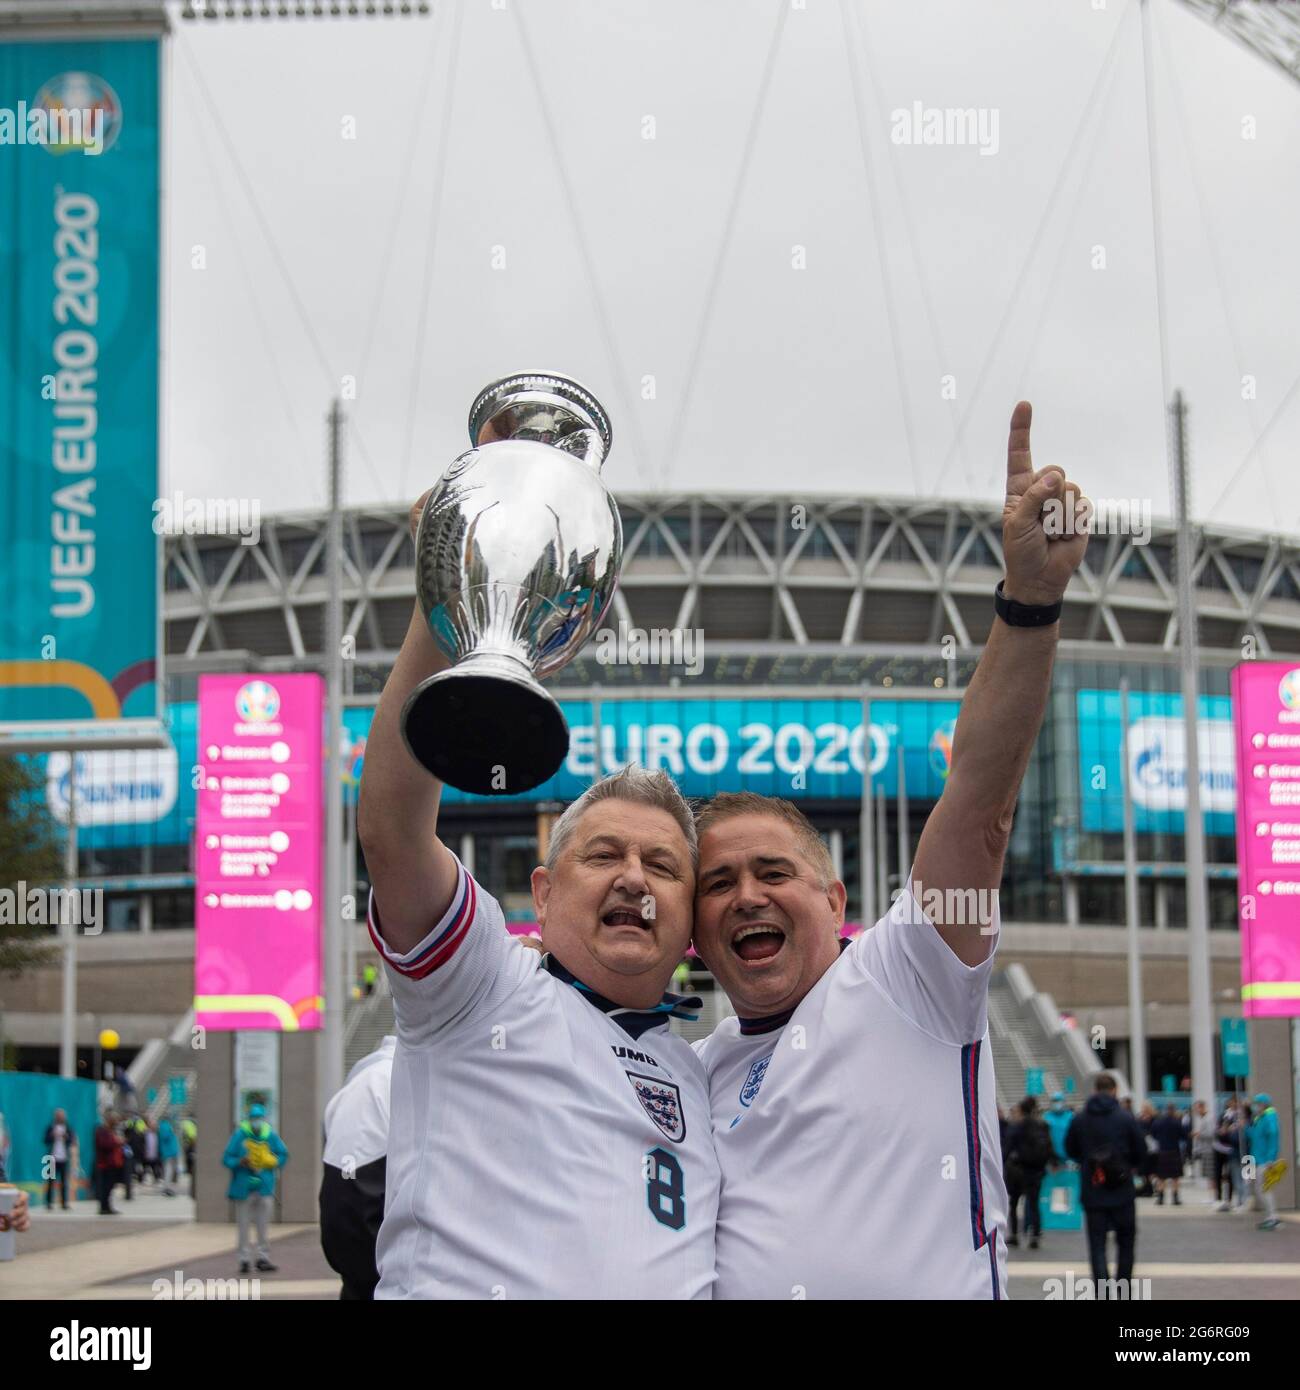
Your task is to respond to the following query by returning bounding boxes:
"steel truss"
[163,496,1300,675]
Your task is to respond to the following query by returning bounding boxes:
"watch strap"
[995,580,1062,628]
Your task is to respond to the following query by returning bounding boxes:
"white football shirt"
[695,881,1008,1300]
[321,1036,395,1300]
[369,857,719,1300]
[323,1035,395,1170]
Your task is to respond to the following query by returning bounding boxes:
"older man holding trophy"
[358,374,719,1299]
[361,376,1088,1301]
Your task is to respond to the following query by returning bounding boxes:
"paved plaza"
[3,1182,1296,1301]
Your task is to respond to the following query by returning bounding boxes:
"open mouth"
[731,923,786,963]
[602,906,649,930]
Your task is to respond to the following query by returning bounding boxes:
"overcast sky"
[164,0,1300,535]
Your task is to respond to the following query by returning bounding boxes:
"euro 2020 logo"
[235,680,280,724]
[32,72,123,156]
[928,720,956,780]
[1279,669,1300,713]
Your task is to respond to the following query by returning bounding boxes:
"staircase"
[987,964,1120,1110]
[344,980,396,1079]
[116,1010,198,1124]
[145,1068,197,1124]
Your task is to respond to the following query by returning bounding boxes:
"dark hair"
[1019,1096,1038,1116]
[1095,1072,1117,1093]
[695,792,834,888]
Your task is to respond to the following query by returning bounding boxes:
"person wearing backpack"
[1250,1093,1282,1232]
[222,1104,289,1274]
[1065,1073,1146,1294]
[1006,1095,1052,1248]
[1002,1103,1024,1246]
[1211,1100,1240,1210]
[1044,1093,1073,1164]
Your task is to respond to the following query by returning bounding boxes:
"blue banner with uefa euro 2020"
[486,697,962,804]
[31,696,963,848]
[0,40,160,727]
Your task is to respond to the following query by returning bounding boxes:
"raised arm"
[356,492,460,954]
[911,402,1088,964]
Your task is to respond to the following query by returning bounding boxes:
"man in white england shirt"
[691,403,1089,1298]
[357,498,719,1300]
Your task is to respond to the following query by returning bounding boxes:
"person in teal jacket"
[157,1117,180,1197]
[1250,1094,1281,1231]
[222,1104,289,1273]
[1044,1093,1074,1165]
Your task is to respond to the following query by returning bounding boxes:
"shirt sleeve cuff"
[367,856,477,980]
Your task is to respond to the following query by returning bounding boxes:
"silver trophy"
[401,373,622,795]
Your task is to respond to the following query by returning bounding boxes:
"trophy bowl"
[400,373,622,795]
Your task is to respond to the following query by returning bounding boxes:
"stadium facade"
[4,490,1300,1094]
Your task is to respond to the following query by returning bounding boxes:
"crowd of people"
[0,1103,196,1236]
[999,1079,1285,1295]
[0,1093,294,1281]
[90,1110,194,1214]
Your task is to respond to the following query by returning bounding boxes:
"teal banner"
[1039,1168,1082,1231]
[1219,1018,1249,1078]
[0,40,160,727]
[0,1071,99,1198]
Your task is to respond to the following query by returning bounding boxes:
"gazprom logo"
[1127,717,1236,813]
[46,749,179,826]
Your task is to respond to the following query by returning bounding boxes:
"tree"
[0,755,62,975]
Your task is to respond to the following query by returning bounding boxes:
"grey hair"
[544,764,697,872]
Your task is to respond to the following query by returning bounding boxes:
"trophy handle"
[467,372,612,470]
[401,659,570,796]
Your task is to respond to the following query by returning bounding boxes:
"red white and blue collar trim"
[543,954,701,1041]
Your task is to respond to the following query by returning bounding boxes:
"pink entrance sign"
[1231,661,1300,1018]
[195,674,324,1031]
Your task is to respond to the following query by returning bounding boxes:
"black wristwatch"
[994,580,1062,628]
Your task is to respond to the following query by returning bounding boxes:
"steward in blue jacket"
[1250,1095,1279,1167]
[222,1109,289,1200]
[1044,1094,1073,1163]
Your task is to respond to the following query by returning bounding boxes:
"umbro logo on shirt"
[610,1044,661,1069]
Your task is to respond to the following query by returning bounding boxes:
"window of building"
[1227,553,1263,591]
[472,833,539,921]
[105,896,141,933]
[1078,877,1125,925]
[829,517,861,556]
[152,891,194,930]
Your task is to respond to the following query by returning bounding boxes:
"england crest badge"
[626,1071,685,1142]
[740,1052,773,1108]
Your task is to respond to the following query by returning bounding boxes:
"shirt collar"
[543,954,701,1041]
[736,1007,795,1036]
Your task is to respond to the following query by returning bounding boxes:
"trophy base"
[401,667,570,796]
